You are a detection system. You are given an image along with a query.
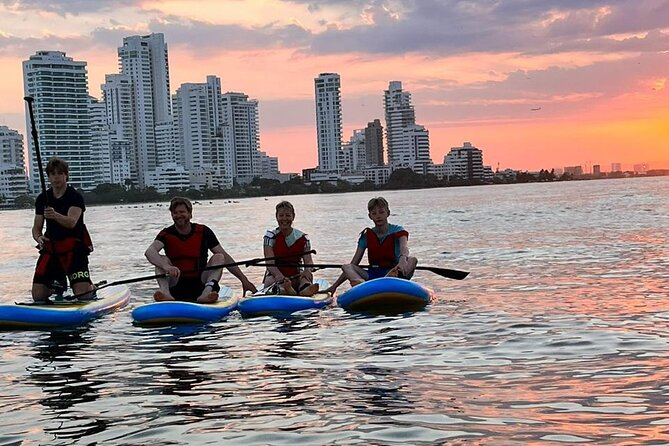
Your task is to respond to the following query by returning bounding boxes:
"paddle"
[17,250,316,305]
[89,250,317,292]
[24,96,48,201]
[250,272,304,297]
[249,262,469,280]
[25,96,50,250]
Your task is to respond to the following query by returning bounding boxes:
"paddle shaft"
[24,97,48,202]
[67,250,318,300]
[254,272,304,295]
[250,262,469,280]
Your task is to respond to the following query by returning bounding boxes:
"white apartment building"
[340,129,367,173]
[22,51,96,191]
[314,73,342,172]
[89,97,111,185]
[144,163,190,193]
[109,139,133,187]
[443,142,485,181]
[118,33,172,187]
[190,169,215,190]
[398,124,431,169]
[0,125,25,167]
[102,74,135,186]
[173,76,240,190]
[221,92,260,184]
[0,165,29,206]
[205,76,235,188]
[0,126,29,205]
[384,81,416,168]
[155,121,177,165]
[363,165,391,185]
[255,150,280,178]
[173,81,218,171]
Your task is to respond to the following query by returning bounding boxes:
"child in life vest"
[262,201,319,296]
[326,196,417,293]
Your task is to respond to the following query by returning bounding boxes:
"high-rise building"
[399,124,430,166]
[172,76,258,189]
[88,97,111,185]
[101,74,134,186]
[0,125,29,205]
[173,79,220,171]
[341,129,366,173]
[205,75,224,137]
[155,121,176,166]
[0,125,25,167]
[443,142,484,182]
[118,33,172,187]
[22,50,95,191]
[203,75,232,188]
[221,92,260,184]
[255,150,280,178]
[314,73,342,172]
[383,81,433,171]
[384,81,416,168]
[364,119,384,166]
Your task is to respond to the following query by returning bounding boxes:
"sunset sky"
[0,0,667,173]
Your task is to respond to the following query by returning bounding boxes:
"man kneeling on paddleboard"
[145,197,256,303]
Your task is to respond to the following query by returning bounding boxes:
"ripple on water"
[1,179,669,444]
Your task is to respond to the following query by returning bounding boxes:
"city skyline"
[0,0,667,172]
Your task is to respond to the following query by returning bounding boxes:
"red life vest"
[273,231,308,277]
[161,224,206,279]
[365,228,409,268]
[42,224,93,256]
[35,237,82,277]
[82,225,94,252]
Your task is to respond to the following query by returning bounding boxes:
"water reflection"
[273,316,321,334]
[1,179,668,444]
[130,324,285,427]
[30,330,98,410]
[247,318,326,412]
[143,326,219,419]
[27,328,109,441]
[350,323,416,418]
[350,365,413,417]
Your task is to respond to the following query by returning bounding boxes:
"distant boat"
[531,107,542,111]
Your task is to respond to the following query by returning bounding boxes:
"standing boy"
[327,197,417,293]
[32,158,95,302]
[145,197,256,303]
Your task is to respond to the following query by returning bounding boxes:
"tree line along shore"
[5,167,668,209]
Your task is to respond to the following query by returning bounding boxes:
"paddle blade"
[416,266,469,280]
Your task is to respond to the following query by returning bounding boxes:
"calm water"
[1,177,668,445]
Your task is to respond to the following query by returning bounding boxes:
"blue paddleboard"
[336,277,434,312]
[238,279,332,317]
[132,286,239,326]
[0,285,131,330]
